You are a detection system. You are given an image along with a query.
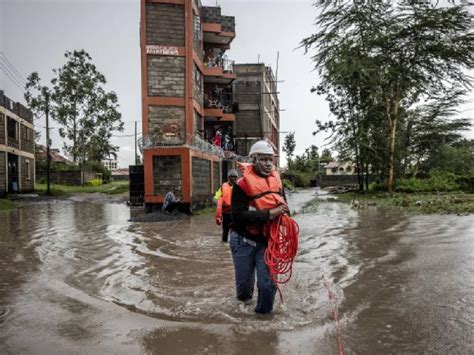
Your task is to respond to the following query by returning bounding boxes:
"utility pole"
[45,92,51,196]
[134,121,138,165]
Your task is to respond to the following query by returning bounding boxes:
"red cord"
[264,214,299,302]
[323,273,345,355]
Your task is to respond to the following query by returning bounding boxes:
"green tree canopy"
[302,1,474,191]
[25,50,124,165]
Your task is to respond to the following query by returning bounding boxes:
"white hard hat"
[227,169,239,177]
[249,140,275,157]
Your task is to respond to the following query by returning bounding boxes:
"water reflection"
[0,193,472,354]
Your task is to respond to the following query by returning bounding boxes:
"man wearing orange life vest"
[215,169,239,242]
[230,140,289,314]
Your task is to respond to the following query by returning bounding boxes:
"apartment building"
[233,63,281,166]
[0,90,35,196]
[140,0,236,210]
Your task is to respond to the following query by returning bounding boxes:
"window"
[25,127,30,140]
[7,117,17,140]
[26,159,31,180]
[193,15,202,40]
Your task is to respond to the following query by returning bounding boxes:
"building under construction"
[233,63,280,167]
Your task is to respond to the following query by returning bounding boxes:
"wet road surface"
[0,189,473,354]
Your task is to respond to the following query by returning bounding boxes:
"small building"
[0,90,35,196]
[111,168,129,181]
[324,161,356,176]
[35,145,73,166]
[102,158,119,170]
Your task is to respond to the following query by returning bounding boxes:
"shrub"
[281,170,311,188]
[394,171,460,193]
[454,175,474,193]
[283,178,294,191]
[83,161,112,183]
[85,178,103,187]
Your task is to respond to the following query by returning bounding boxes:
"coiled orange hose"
[264,214,299,301]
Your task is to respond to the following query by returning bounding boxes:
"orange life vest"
[240,165,286,210]
[221,182,233,208]
[216,182,233,221]
[238,165,286,237]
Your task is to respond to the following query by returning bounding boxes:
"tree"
[282,132,296,168]
[320,148,333,162]
[302,1,474,191]
[51,50,123,163]
[24,72,53,195]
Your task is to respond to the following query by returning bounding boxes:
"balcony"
[202,56,236,84]
[201,7,235,45]
[204,91,237,121]
[204,123,236,152]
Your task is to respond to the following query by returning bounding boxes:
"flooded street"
[0,189,473,354]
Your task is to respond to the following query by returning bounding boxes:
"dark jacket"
[231,182,286,243]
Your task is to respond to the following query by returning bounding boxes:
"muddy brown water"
[0,189,472,354]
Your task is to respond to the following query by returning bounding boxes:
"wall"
[213,161,220,193]
[192,157,211,196]
[146,3,185,46]
[319,175,370,188]
[20,125,34,153]
[152,155,182,195]
[20,156,34,192]
[148,105,185,145]
[0,112,4,145]
[0,152,5,196]
[36,170,96,186]
[147,56,185,97]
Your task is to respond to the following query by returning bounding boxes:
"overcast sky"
[1,0,472,168]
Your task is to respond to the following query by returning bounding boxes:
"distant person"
[213,131,222,147]
[162,188,182,214]
[230,140,289,314]
[215,169,239,242]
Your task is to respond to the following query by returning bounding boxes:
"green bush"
[283,178,294,191]
[281,170,311,188]
[85,178,103,187]
[83,161,111,183]
[394,170,460,193]
[454,175,474,193]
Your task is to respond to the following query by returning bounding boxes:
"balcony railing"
[203,56,234,73]
[204,92,237,114]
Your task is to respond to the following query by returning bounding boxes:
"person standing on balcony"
[230,140,289,314]
[215,169,239,242]
[213,130,222,147]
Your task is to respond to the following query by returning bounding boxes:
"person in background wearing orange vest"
[230,140,289,314]
[215,169,239,242]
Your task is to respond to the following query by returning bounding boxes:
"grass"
[0,199,16,211]
[35,180,129,196]
[192,206,216,216]
[330,191,474,214]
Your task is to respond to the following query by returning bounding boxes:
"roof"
[35,145,74,165]
[325,161,341,169]
[111,168,129,176]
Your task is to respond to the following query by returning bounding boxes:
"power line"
[0,51,28,84]
[0,65,25,92]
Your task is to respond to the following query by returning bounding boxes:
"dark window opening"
[7,117,17,140]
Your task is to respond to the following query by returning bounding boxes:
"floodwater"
[0,189,473,354]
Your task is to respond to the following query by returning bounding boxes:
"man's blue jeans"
[229,231,277,314]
